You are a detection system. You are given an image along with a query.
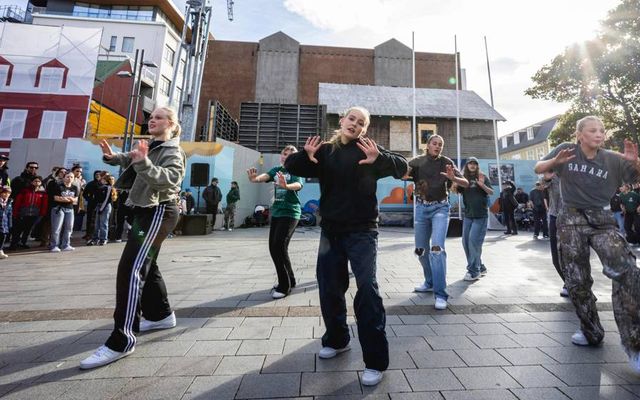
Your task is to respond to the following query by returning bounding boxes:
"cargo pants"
[558,207,640,354]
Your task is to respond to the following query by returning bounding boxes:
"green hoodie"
[226,187,240,205]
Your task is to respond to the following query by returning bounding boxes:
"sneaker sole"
[79,348,134,369]
[139,322,176,332]
[319,346,351,359]
[414,288,434,293]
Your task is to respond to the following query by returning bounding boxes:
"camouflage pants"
[558,207,640,354]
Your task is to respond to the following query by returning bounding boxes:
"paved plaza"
[1,226,639,399]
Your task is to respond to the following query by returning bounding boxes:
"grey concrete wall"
[374,39,412,88]
[255,32,299,103]
[8,139,68,180]
[438,120,498,160]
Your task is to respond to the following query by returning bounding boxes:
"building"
[29,0,188,116]
[499,116,559,160]
[0,22,101,153]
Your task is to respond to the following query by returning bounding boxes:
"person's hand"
[130,140,148,163]
[478,173,485,185]
[554,148,576,165]
[276,172,288,189]
[99,139,114,160]
[247,168,259,182]
[304,136,322,164]
[440,164,457,180]
[357,137,380,165]
[622,139,639,163]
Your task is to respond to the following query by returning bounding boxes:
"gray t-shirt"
[543,142,639,209]
[545,174,562,217]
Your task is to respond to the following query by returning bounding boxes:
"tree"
[526,0,640,145]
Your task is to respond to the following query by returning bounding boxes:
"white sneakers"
[79,345,134,369]
[62,246,75,252]
[362,368,383,386]
[463,272,480,281]
[435,297,447,310]
[139,312,176,332]
[272,291,286,299]
[0,250,7,259]
[50,247,61,253]
[414,284,433,293]
[571,330,589,346]
[318,345,351,359]
[629,352,640,374]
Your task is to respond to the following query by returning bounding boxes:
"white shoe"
[139,312,176,332]
[0,250,7,259]
[435,297,447,310]
[318,345,351,359]
[50,247,61,253]
[463,272,480,281]
[79,345,134,369]
[560,287,569,297]
[62,246,75,252]
[362,368,383,386]
[571,330,589,346]
[629,352,640,374]
[414,284,433,293]
[272,291,286,299]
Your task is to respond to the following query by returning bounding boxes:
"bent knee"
[430,246,443,255]
[415,247,425,257]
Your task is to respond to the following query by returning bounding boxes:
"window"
[163,45,175,65]
[527,149,534,159]
[178,58,186,80]
[501,136,508,148]
[39,67,64,91]
[513,132,520,145]
[0,65,9,86]
[0,109,28,139]
[39,111,67,138]
[526,126,534,140]
[122,37,134,53]
[159,75,171,96]
[108,36,117,52]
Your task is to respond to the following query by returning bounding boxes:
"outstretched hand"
[554,148,576,165]
[304,136,322,164]
[622,139,639,163]
[357,137,380,165]
[276,172,288,189]
[440,164,458,180]
[99,139,114,160]
[129,140,148,163]
[247,167,259,182]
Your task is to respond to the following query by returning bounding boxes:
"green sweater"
[226,187,240,205]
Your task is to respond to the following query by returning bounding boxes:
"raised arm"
[284,137,324,178]
[247,167,271,183]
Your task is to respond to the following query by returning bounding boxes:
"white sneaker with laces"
[435,297,447,310]
[362,368,383,386]
[62,246,75,252]
[414,283,433,293]
[571,330,589,346]
[629,352,640,374]
[0,250,7,259]
[79,345,134,369]
[318,345,351,359]
[272,291,286,299]
[50,247,61,253]
[139,312,176,332]
[463,272,480,281]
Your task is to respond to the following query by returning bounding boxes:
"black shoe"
[511,232,518,235]
[86,240,96,246]
[98,240,107,246]
[504,231,512,234]
[18,243,30,249]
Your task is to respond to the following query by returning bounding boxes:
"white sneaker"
[139,312,176,332]
[272,291,286,299]
[318,345,351,359]
[50,247,61,253]
[571,330,589,346]
[79,345,134,369]
[361,368,383,386]
[629,352,640,374]
[463,272,480,281]
[414,284,433,292]
[560,287,569,297]
[0,251,7,259]
[62,246,75,252]
[435,297,447,310]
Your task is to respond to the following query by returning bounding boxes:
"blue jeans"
[414,202,450,300]
[93,204,112,241]
[317,230,389,371]
[462,216,488,276]
[613,211,625,234]
[50,207,74,249]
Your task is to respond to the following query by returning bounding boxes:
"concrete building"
[499,116,559,160]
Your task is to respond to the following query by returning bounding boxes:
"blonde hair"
[575,115,604,144]
[156,106,182,138]
[282,145,298,153]
[424,134,444,155]
[329,106,371,148]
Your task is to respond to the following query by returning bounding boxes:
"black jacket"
[202,184,222,205]
[285,140,408,232]
[10,171,35,199]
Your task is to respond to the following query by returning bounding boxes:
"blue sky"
[2,0,622,135]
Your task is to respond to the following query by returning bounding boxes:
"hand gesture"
[99,139,114,160]
[478,173,485,185]
[247,167,259,182]
[622,139,639,163]
[304,136,322,164]
[440,164,457,180]
[554,148,575,165]
[130,140,148,163]
[276,172,288,189]
[357,137,380,165]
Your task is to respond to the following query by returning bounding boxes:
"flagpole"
[454,35,462,219]
[484,36,502,187]
[412,31,417,159]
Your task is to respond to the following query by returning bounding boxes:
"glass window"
[138,6,153,20]
[163,45,175,65]
[0,109,28,139]
[513,132,520,145]
[111,6,127,19]
[109,36,117,52]
[122,37,134,53]
[39,111,67,139]
[126,6,138,20]
[159,75,171,96]
[178,59,186,78]
[501,136,508,148]
[39,67,64,91]
[527,126,534,140]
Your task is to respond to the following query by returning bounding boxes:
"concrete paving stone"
[509,387,571,400]
[301,371,361,396]
[0,344,58,365]
[317,395,389,400]
[0,383,19,398]
[236,339,285,355]
[465,314,505,323]
[282,338,322,354]
[404,368,464,391]
[111,376,194,400]
[398,315,437,325]
[0,361,66,385]
[454,349,511,367]
[451,366,521,390]
[527,312,578,322]
[496,348,559,365]
[240,317,283,327]
[537,321,580,333]
[138,326,190,342]
[391,324,436,337]
[441,389,518,400]
[0,320,90,333]
[35,341,101,362]
[228,325,273,340]
[601,363,640,384]
[496,313,539,323]
[185,340,242,356]
[539,346,608,364]
[468,335,521,349]
[360,369,412,395]
[431,324,475,336]
[0,380,74,400]
[558,385,639,400]
[155,356,222,377]
[270,326,314,339]
[410,350,466,368]
[502,322,548,334]
[388,336,431,351]
[601,320,620,332]
[589,346,633,364]
[173,318,209,328]
[46,378,131,400]
[87,356,168,379]
[543,363,629,386]
[465,323,512,335]
[73,330,112,344]
[426,336,478,350]
[181,375,242,400]
[390,393,444,400]
[203,317,245,328]
[431,315,474,324]
[280,317,321,326]
[502,365,566,388]
[214,355,265,375]
[315,350,365,372]
[130,340,195,358]
[385,315,404,325]
[262,353,315,373]
[623,385,640,396]
[175,327,232,341]
[507,333,563,347]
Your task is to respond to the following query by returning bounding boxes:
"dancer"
[247,145,303,299]
[408,134,468,310]
[49,171,78,252]
[285,106,407,386]
[455,157,492,281]
[543,170,568,297]
[80,106,186,369]
[535,115,640,372]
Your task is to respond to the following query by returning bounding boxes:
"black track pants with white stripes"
[105,204,179,352]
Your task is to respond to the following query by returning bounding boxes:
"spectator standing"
[514,187,529,206]
[202,178,222,226]
[183,189,195,215]
[9,176,47,250]
[500,180,518,234]
[0,155,9,187]
[544,171,568,297]
[88,172,114,246]
[611,188,625,234]
[0,186,12,258]
[83,171,102,240]
[530,182,549,239]
[620,183,640,245]
[10,161,39,199]
[224,181,240,231]
[50,171,78,252]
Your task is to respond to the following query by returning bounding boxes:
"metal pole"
[123,49,139,152]
[168,5,190,105]
[412,31,417,159]
[454,35,462,219]
[484,36,502,187]
[191,4,212,141]
[130,49,145,149]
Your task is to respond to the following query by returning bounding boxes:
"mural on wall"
[488,163,515,185]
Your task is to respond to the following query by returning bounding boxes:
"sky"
[2,0,621,136]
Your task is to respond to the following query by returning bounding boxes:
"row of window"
[0,109,66,140]
[0,66,65,91]
[501,126,536,148]
[108,35,135,53]
[73,3,154,21]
